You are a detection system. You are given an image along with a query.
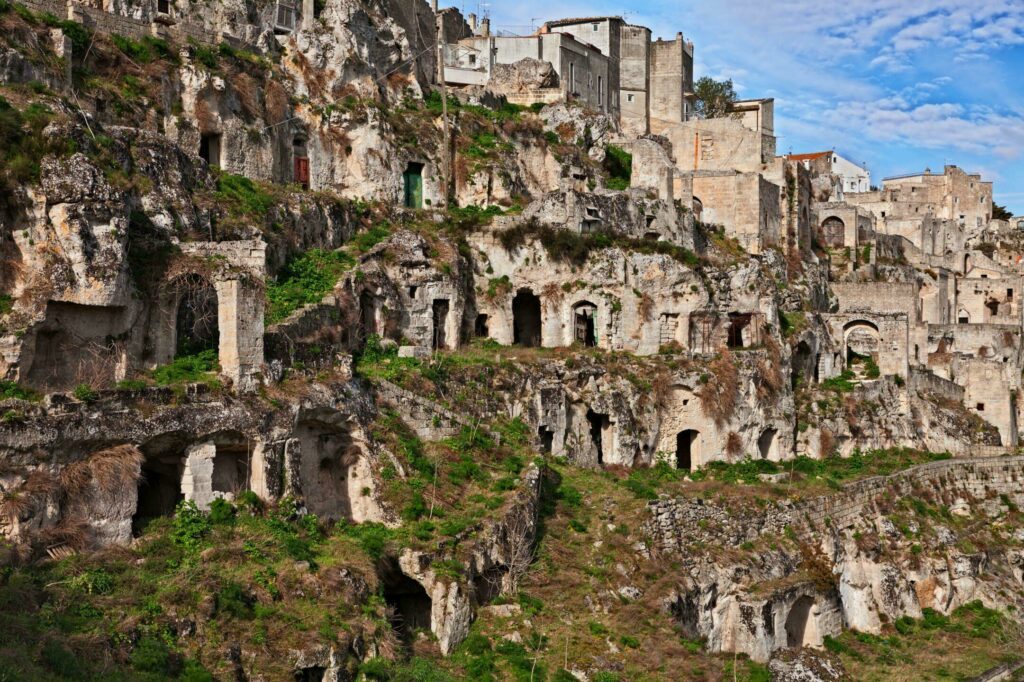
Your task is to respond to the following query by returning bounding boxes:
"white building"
[789,151,871,196]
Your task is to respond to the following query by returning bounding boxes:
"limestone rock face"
[489,58,559,95]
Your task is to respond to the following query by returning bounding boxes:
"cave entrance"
[157,0,169,13]
[294,667,325,682]
[573,301,597,347]
[785,596,815,648]
[175,275,218,356]
[359,291,378,339]
[297,418,357,521]
[475,314,489,338]
[586,409,609,465]
[199,133,222,167]
[676,429,698,471]
[986,298,1000,319]
[432,299,449,350]
[403,162,424,209]
[133,455,183,535]
[793,340,812,387]
[758,428,777,460]
[380,560,432,645]
[512,290,541,347]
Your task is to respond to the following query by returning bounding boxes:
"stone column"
[181,442,219,510]
[301,0,314,30]
[215,277,264,393]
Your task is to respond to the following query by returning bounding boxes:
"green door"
[403,164,423,208]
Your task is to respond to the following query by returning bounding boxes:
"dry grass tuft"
[87,445,143,493]
[265,80,290,125]
[234,72,261,119]
[699,349,739,426]
[0,492,34,522]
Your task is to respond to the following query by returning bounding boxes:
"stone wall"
[691,172,781,254]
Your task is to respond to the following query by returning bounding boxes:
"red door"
[294,157,309,189]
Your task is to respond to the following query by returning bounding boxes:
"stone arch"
[821,216,845,247]
[692,196,703,222]
[785,595,816,648]
[571,300,597,347]
[758,428,777,460]
[957,307,970,324]
[842,319,880,365]
[173,274,218,356]
[676,429,699,471]
[512,289,542,347]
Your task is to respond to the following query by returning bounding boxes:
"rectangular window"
[977,403,985,411]
[592,23,599,31]
[627,93,634,102]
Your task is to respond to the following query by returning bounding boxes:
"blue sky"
[480,0,1024,213]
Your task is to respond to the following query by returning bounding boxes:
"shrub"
[604,145,632,190]
[209,497,236,524]
[0,380,38,401]
[699,350,739,425]
[131,636,171,673]
[216,581,254,619]
[73,384,98,403]
[171,500,211,551]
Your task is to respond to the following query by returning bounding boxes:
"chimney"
[468,12,477,32]
[432,0,438,12]
[480,17,490,37]
[676,31,682,40]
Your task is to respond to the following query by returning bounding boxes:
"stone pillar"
[302,0,314,29]
[215,277,264,393]
[50,29,72,87]
[182,442,221,510]
[480,17,490,37]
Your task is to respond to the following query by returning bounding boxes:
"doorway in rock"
[199,133,222,167]
[785,596,814,648]
[212,443,250,496]
[175,275,218,356]
[538,426,554,454]
[474,314,489,338]
[133,455,184,535]
[359,291,377,339]
[293,137,309,190]
[727,313,752,348]
[403,162,424,208]
[676,429,698,471]
[295,667,325,682]
[512,290,542,347]
[586,409,609,465]
[573,301,597,347]
[432,299,449,350]
[758,428,777,460]
[379,559,432,646]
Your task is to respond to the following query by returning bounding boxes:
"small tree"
[992,203,1013,221]
[693,77,737,119]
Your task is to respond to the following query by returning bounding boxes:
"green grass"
[151,349,220,386]
[265,248,356,323]
[215,172,275,213]
[111,34,176,64]
[822,369,857,392]
[0,380,39,401]
[498,222,700,269]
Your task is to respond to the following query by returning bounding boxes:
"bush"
[208,497,236,524]
[172,500,211,551]
[0,380,38,401]
[604,145,632,190]
[131,636,171,674]
[73,384,98,403]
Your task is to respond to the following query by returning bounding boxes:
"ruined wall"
[664,117,771,174]
[691,172,781,254]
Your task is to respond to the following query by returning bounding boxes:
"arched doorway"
[174,275,218,356]
[822,216,845,247]
[957,307,970,324]
[692,197,703,222]
[676,429,699,471]
[586,409,609,465]
[379,558,432,646]
[572,301,597,347]
[359,291,378,338]
[842,320,880,373]
[512,290,542,347]
[785,596,815,648]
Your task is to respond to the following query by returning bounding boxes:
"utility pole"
[436,6,450,207]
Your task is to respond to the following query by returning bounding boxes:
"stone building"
[445,16,694,136]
